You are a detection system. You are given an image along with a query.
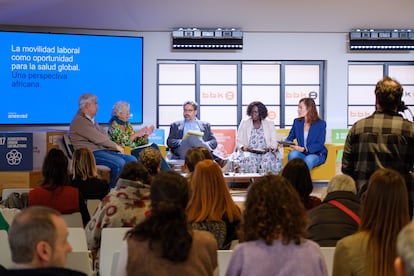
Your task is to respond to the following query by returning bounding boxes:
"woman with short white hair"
[108,101,170,171]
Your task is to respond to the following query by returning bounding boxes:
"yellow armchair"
[283,143,344,181]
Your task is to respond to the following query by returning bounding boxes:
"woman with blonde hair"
[333,168,410,276]
[71,148,109,200]
[186,159,241,249]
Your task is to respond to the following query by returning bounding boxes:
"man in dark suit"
[167,100,217,160]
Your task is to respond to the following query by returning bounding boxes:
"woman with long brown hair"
[333,168,410,276]
[186,159,241,249]
[285,97,327,170]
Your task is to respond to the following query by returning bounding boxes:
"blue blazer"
[286,118,327,165]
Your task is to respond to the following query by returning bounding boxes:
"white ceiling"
[0,0,413,33]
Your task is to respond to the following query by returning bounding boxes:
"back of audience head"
[375,76,403,112]
[361,168,410,276]
[396,223,414,276]
[8,206,72,268]
[184,148,206,173]
[41,148,69,189]
[71,148,98,181]
[187,159,240,222]
[281,158,313,202]
[139,147,161,176]
[327,174,357,194]
[196,146,214,160]
[241,174,307,245]
[118,161,150,185]
[126,171,191,262]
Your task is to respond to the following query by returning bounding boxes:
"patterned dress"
[108,118,148,148]
[238,125,282,173]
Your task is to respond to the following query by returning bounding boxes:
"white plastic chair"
[99,227,131,276]
[67,227,88,251]
[2,188,31,200]
[61,212,83,227]
[0,230,12,268]
[217,250,233,276]
[110,250,120,276]
[320,247,335,276]
[65,251,94,276]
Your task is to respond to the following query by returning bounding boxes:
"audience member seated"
[115,171,218,276]
[69,93,137,189]
[395,222,414,276]
[70,148,109,200]
[85,161,150,266]
[186,160,241,249]
[183,148,206,183]
[307,174,361,246]
[333,168,410,276]
[281,158,321,210]
[285,97,327,170]
[108,100,170,171]
[0,206,85,276]
[28,148,90,226]
[226,175,328,276]
[196,146,214,160]
[235,101,282,173]
[139,147,162,182]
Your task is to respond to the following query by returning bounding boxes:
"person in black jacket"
[307,174,361,247]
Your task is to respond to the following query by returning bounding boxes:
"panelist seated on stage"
[235,101,282,173]
[108,100,170,171]
[69,93,137,189]
[285,97,327,171]
[167,100,218,161]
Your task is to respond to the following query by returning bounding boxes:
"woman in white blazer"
[235,101,282,173]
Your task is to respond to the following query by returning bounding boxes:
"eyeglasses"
[184,109,195,112]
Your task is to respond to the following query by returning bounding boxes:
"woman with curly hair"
[235,101,282,173]
[333,168,410,276]
[187,159,241,249]
[139,147,162,181]
[115,171,218,276]
[226,174,328,276]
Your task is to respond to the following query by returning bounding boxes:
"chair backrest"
[61,212,83,227]
[320,247,335,276]
[67,227,88,251]
[99,227,131,276]
[2,188,32,201]
[0,230,12,268]
[65,251,94,276]
[217,250,233,276]
[86,199,101,217]
[110,250,120,276]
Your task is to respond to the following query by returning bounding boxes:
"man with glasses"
[167,101,220,163]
